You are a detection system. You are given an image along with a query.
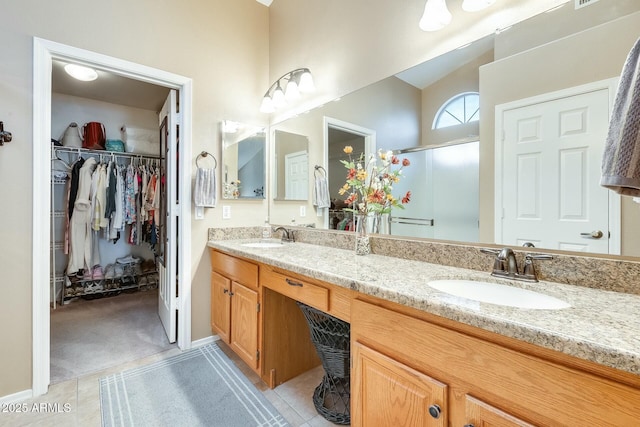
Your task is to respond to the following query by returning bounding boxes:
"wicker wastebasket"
[297,302,351,425]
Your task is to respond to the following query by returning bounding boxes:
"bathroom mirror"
[268,1,640,256]
[221,120,266,199]
[273,130,309,201]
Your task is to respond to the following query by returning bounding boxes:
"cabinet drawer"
[261,269,329,312]
[210,250,258,288]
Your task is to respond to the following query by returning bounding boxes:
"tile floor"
[0,342,336,427]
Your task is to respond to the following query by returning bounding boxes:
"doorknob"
[580,230,603,239]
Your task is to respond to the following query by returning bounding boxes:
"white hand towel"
[601,36,640,196]
[195,167,217,207]
[313,176,331,209]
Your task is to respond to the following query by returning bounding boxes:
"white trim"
[322,117,377,229]
[0,389,33,405]
[192,335,220,348]
[32,37,193,397]
[494,78,621,254]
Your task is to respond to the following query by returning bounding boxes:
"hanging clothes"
[67,157,98,275]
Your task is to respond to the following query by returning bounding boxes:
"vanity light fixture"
[64,63,98,81]
[420,0,497,31]
[419,0,452,32]
[260,68,315,113]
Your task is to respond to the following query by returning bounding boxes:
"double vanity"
[208,228,640,426]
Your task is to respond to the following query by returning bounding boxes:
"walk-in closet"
[49,60,176,383]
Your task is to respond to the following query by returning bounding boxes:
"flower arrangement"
[338,145,411,215]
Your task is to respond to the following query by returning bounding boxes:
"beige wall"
[0,0,268,397]
[478,11,640,250]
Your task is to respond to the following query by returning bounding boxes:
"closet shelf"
[50,242,64,251]
[63,270,159,301]
[52,178,67,185]
[51,211,65,218]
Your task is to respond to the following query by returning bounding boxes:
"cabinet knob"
[428,404,441,419]
[223,289,229,294]
[464,424,475,427]
[228,291,234,296]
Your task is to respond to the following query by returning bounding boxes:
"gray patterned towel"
[601,37,640,196]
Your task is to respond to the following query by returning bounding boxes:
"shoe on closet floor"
[116,255,140,265]
[140,259,156,273]
[92,265,104,280]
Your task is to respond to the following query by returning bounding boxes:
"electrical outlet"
[300,205,306,217]
[195,206,204,220]
[222,205,231,219]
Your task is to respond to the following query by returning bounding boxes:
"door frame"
[494,78,620,254]
[32,38,193,396]
[323,116,376,229]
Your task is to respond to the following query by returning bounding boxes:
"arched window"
[432,92,480,129]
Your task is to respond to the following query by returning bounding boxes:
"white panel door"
[285,150,309,200]
[158,90,178,343]
[500,88,610,253]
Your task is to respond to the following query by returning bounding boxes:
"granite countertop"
[207,239,640,376]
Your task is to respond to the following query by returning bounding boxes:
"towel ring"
[314,165,327,178]
[196,151,217,169]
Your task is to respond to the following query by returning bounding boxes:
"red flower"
[391,156,400,165]
[402,158,410,167]
[401,191,411,204]
[368,189,385,204]
[347,168,356,180]
[345,193,358,205]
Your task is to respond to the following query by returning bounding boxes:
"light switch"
[222,205,231,219]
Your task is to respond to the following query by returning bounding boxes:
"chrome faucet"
[480,247,552,282]
[273,226,295,243]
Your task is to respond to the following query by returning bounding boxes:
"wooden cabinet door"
[465,395,535,427]
[210,271,231,343]
[352,341,448,427]
[230,281,259,370]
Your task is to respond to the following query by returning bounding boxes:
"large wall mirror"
[269,1,640,257]
[222,120,266,199]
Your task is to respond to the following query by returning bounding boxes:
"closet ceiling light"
[260,68,315,113]
[64,63,98,82]
[420,0,498,31]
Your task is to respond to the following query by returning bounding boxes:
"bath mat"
[100,343,289,427]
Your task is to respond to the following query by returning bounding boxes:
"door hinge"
[256,302,261,312]
[256,350,260,361]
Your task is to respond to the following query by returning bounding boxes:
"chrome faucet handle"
[480,248,502,272]
[273,226,294,242]
[521,253,553,282]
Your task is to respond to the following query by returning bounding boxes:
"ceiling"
[52,59,170,112]
[394,34,494,89]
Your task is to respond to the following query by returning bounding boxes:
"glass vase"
[354,214,371,255]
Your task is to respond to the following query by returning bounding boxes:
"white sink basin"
[427,279,570,310]
[241,241,284,248]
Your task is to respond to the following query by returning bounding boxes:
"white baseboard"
[0,389,33,405]
[191,335,219,348]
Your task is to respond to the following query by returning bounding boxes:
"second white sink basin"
[241,241,284,248]
[428,279,570,310]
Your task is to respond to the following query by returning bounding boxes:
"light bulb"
[260,95,275,113]
[64,63,98,81]
[419,0,452,32]
[285,79,300,100]
[462,0,496,12]
[272,83,286,108]
[298,70,315,93]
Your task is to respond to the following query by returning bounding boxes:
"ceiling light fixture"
[260,68,315,113]
[64,63,98,81]
[420,0,497,31]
